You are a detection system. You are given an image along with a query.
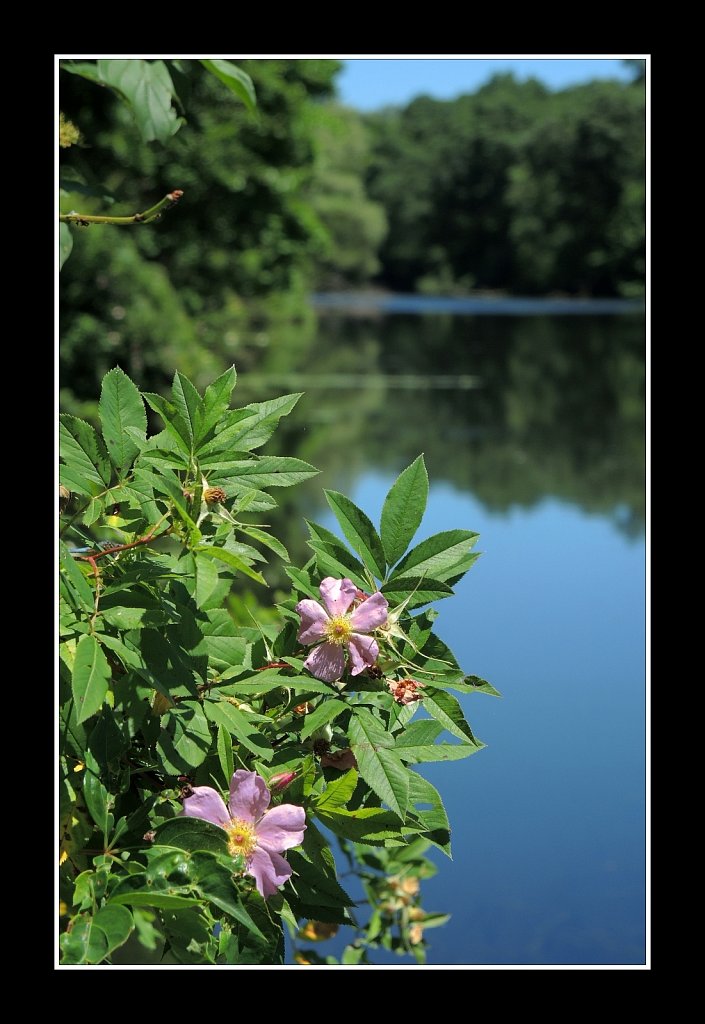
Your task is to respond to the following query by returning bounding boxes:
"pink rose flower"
[295,577,389,682]
[181,770,306,899]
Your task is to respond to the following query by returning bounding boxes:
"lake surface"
[237,299,646,967]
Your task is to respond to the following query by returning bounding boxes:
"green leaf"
[59,222,73,270]
[60,415,112,488]
[324,490,386,580]
[190,853,266,941]
[316,806,406,844]
[390,530,479,581]
[109,875,202,909]
[194,553,220,607]
[288,850,355,908]
[60,915,109,964]
[464,675,502,697]
[97,59,180,143]
[394,720,443,747]
[284,566,319,599]
[210,393,302,453]
[315,769,358,811]
[199,59,256,112]
[204,702,273,761]
[87,708,126,768]
[349,708,408,820]
[99,368,147,474]
[395,743,482,764]
[239,527,289,563]
[142,392,191,455]
[82,750,111,836]
[307,542,368,591]
[424,689,479,743]
[72,634,111,724]
[156,701,212,775]
[152,817,229,855]
[171,370,203,448]
[200,366,237,438]
[60,60,102,83]
[59,541,94,613]
[381,576,454,609]
[300,700,347,740]
[223,456,318,490]
[216,723,234,784]
[196,546,266,586]
[380,455,429,566]
[407,772,451,856]
[92,905,134,956]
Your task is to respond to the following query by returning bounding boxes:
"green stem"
[59,189,184,226]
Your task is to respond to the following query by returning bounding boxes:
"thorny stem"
[59,189,184,225]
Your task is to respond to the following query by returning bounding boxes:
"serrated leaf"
[316,806,406,844]
[381,576,454,609]
[152,817,229,855]
[307,542,368,591]
[288,850,355,908]
[60,915,109,964]
[196,545,266,586]
[380,455,429,566]
[395,743,482,764]
[239,527,289,562]
[315,769,358,811]
[82,750,111,836]
[407,771,451,856]
[171,370,203,448]
[324,490,386,579]
[349,708,408,820]
[156,701,212,775]
[142,392,191,454]
[97,59,180,143]
[72,634,111,724]
[99,367,147,474]
[390,530,479,581]
[200,366,237,439]
[60,415,112,488]
[199,59,256,112]
[216,723,234,784]
[464,675,502,697]
[59,541,94,613]
[424,689,479,743]
[284,566,319,599]
[204,702,273,761]
[59,222,73,270]
[190,853,266,941]
[300,700,347,740]
[223,456,318,490]
[194,552,220,607]
[213,393,302,453]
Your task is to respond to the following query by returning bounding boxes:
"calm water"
[238,300,646,966]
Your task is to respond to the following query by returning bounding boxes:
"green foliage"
[59,369,495,965]
[365,74,645,296]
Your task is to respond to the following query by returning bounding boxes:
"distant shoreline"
[311,292,645,317]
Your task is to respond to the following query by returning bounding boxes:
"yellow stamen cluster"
[324,615,353,645]
[224,818,258,859]
[59,113,81,148]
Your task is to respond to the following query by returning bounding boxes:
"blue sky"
[337,58,636,110]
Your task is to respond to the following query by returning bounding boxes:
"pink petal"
[304,642,346,682]
[349,591,389,632]
[248,846,292,899]
[347,633,379,675]
[228,770,270,822]
[256,804,307,852]
[295,599,330,644]
[319,577,357,617]
[181,786,229,827]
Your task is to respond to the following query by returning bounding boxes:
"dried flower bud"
[299,920,339,941]
[387,678,425,706]
[59,485,71,513]
[269,770,297,793]
[293,701,313,716]
[319,748,357,772]
[182,489,193,502]
[204,487,227,506]
[143,830,157,843]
